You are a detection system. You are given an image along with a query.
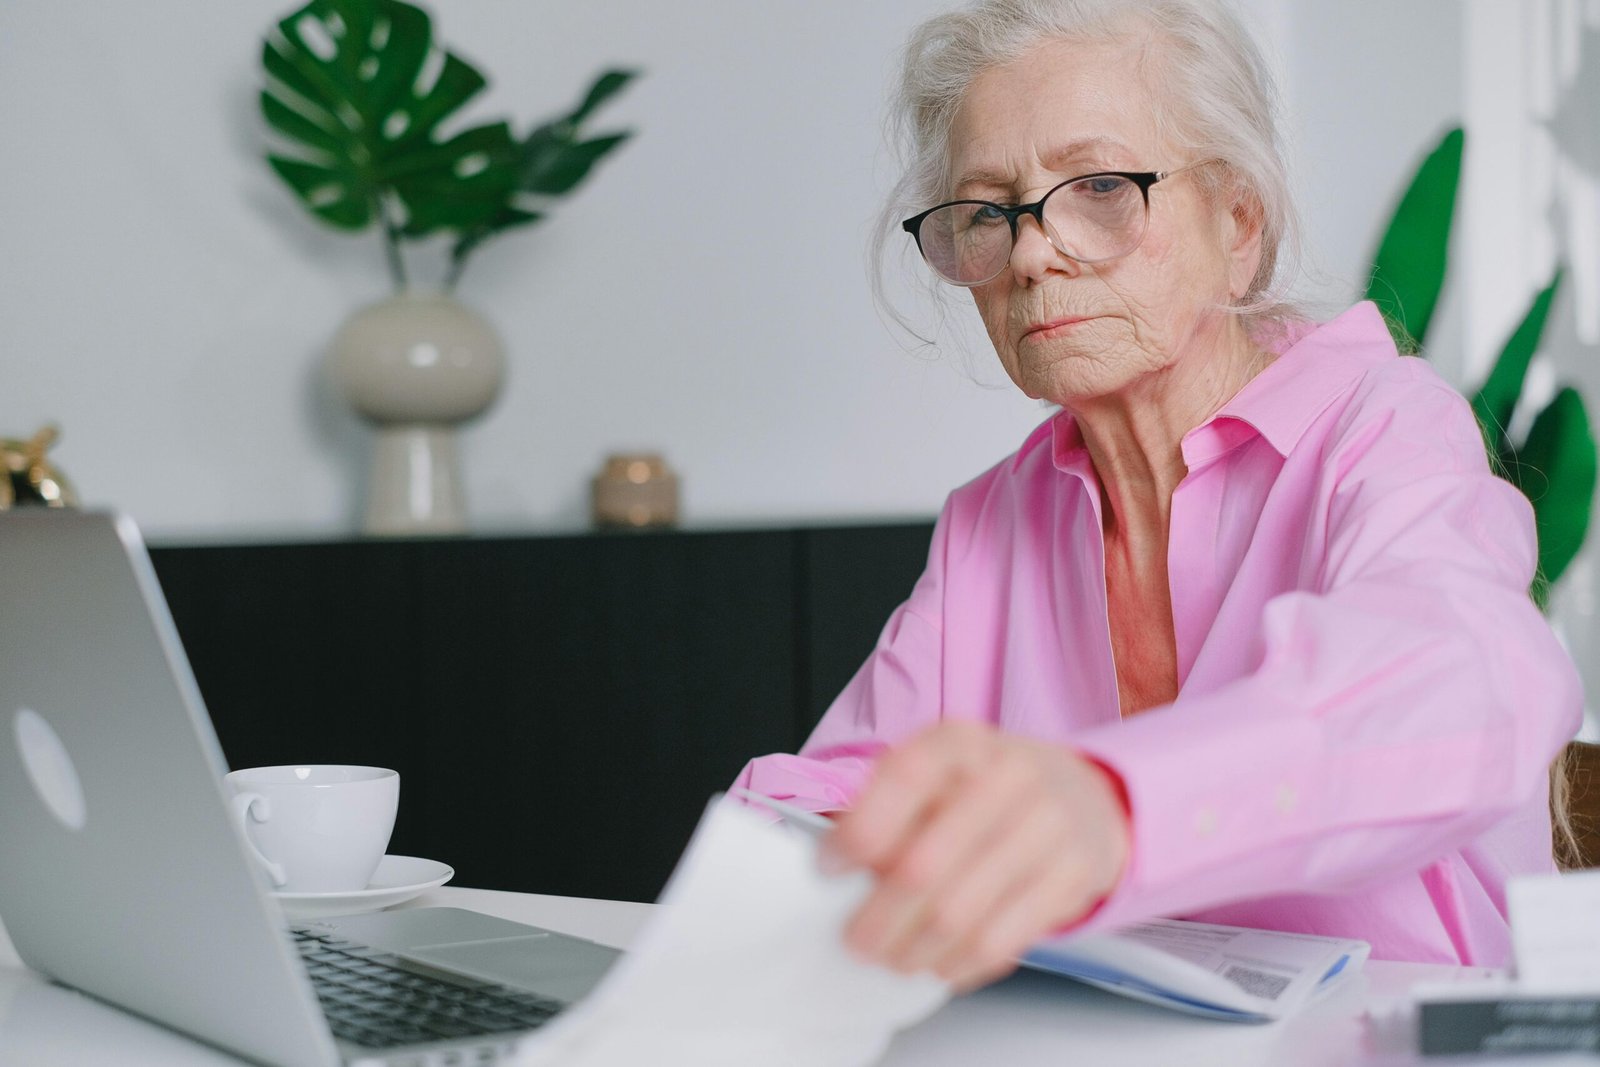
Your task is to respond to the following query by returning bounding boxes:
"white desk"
[0,888,1586,1066]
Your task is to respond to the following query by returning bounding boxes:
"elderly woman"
[735,0,1583,992]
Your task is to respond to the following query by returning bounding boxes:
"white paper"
[510,799,948,1067]
[1023,918,1370,1021]
[1509,869,1600,992]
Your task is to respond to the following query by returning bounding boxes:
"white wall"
[1277,1,1467,377]
[1459,0,1600,739]
[0,1,1467,542]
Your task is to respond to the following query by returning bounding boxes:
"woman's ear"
[1222,187,1266,302]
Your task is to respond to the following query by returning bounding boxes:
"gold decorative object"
[1,425,78,510]
[592,453,680,529]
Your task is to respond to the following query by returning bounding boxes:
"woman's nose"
[1007,213,1080,284]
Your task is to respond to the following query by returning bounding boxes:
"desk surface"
[0,888,1584,1066]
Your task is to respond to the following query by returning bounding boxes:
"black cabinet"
[147,523,932,902]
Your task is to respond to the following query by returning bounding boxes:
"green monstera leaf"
[518,69,636,195]
[446,68,637,288]
[1366,128,1596,605]
[1364,127,1464,350]
[1501,386,1598,609]
[261,0,519,237]
[1467,270,1593,603]
[1470,271,1563,457]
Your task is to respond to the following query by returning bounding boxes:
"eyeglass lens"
[917,175,1150,285]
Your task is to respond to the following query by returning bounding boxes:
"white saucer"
[274,855,454,920]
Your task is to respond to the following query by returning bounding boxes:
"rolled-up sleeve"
[1072,376,1584,932]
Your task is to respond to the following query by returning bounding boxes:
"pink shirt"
[735,302,1583,966]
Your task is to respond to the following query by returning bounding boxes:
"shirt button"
[1276,785,1298,814]
[1194,808,1218,837]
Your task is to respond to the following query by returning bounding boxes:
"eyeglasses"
[900,162,1209,286]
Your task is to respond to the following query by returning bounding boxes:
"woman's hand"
[820,722,1130,992]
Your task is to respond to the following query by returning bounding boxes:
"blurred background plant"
[260,0,635,293]
[1366,125,1597,609]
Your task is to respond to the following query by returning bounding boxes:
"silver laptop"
[0,509,620,1066]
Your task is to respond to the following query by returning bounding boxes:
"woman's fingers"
[941,754,1128,978]
[882,755,1106,980]
[914,794,1071,976]
[944,861,1096,991]
[829,725,1132,991]
[866,749,1056,971]
[825,722,989,875]
[844,749,1034,965]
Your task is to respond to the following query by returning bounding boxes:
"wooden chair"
[1565,740,1600,868]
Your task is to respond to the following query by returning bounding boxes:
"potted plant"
[260,0,635,534]
[1366,126,1600,866]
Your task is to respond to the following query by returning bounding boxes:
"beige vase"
[330,292,506,536]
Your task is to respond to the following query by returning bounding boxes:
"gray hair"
[872,0,1303,341]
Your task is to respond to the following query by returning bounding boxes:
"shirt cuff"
[1063,698,1323,930]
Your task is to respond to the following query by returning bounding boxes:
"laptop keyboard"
[292,928,563,1050]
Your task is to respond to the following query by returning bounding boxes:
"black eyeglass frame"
[900,166,1197,286]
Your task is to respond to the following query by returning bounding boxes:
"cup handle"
[229,792,289,888]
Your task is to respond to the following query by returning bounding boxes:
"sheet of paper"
[511,798,949,1067]
[1508,869,1600,991]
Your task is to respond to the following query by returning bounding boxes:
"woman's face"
[947,36,1261,407]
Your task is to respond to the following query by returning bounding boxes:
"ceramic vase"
[330,292,505,536]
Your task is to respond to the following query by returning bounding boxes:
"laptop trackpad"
[403,936,620,1003]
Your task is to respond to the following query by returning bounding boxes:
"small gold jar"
[591,453,679,529]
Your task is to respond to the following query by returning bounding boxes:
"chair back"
[1566,741,1600,868]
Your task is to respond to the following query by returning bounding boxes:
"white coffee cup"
[223,765,399,893]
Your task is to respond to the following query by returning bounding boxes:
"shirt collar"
[1196,300,1397,460]
[1046,301,1398,475]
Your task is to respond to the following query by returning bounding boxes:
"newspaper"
[1024,918,1370,1021]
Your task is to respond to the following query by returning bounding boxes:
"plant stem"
[443,237,474,294]
[382,223,408,292]
[378,196,408,292]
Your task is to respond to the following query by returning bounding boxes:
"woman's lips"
[1021,316,1094,340]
